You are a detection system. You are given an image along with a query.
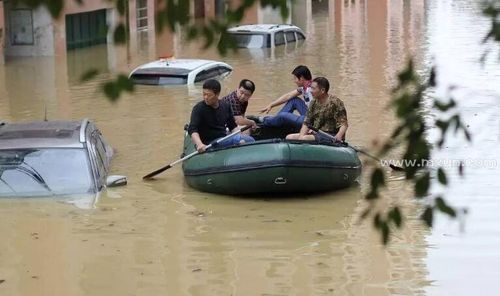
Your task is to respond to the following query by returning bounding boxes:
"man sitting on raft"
[286,77,348,143]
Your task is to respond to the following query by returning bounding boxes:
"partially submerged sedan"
[0,119,127,198]
[129,58,233,85]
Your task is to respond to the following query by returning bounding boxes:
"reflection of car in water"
[225,24,306,48]
[0,119,127,201]
[129,58,233,85]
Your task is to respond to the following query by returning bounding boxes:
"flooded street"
[0,0,499,295]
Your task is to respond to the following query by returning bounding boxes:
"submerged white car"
[0,119,127,199]
[226,24,306,48]
[129,58,233,85]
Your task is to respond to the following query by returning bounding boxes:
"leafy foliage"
[10,0,500,244]
[102,74,135,102]
[368,2,499,242]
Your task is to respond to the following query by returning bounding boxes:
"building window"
[137,0,148,31]
[10,9,34,45]
[66,9,107,50]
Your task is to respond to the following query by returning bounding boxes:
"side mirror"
[106,175,128,187]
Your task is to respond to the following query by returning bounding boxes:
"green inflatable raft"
[181,126,362,194]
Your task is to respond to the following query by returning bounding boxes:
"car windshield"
[130,67,189,85]
[130,73,188,85]
[229,33,266,48]
[0,148,94,197]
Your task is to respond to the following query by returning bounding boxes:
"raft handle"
[274,177,287,185]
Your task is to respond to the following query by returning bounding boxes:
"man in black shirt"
[188,79,255,153]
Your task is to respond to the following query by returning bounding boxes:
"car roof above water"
[135,59,222,72]
[0,120,87,150]
[228,24,303,34]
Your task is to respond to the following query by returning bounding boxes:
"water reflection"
[164,188,362,295]
[0,0,441,295]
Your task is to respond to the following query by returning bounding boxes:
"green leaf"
[482,5,498,17]
[202,26,214,49]
[381,222,390,244]
[166,0,176,31]
[373,213,382,228]
[113,23,127,44]
[437,168,447,185]
[187,26,198,39]
[435,119,449,133]
[360,207,371,220]
[370,168,385,189]
[279,0,289,20]
[365,190,378,200]
[103,82,119,102]
[463,129,472,142]
[429,67,436,87]
[388,207,403,228]
[177,0,191,25]
[415,172,430,197]
[80,69,99,82]
[116,75,134,92]
[435,197,457,218]
[434,100,456,112]
[116,0,126,15]
[413,138,430,161]
[46,0,64,18]
[421,206,433,227]
[398,60,415,83]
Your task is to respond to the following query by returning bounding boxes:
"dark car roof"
[0,120,87,149]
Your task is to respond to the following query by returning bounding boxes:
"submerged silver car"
[226,24,306,48]
[0,119,127,198]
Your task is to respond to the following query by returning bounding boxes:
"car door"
[285,31,296,44]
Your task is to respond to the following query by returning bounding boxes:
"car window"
[195,68,220,82]
[285,31,296,43]
[0,148,94,196]
[217,66,231,75]
[158,76,188,85]
[274,31,285,46]
[131,74,188,85]
[229,33,266,48]
[130,68,190,85]
[130,74,160,85]
[94,136,109,172]
[296,32,305,40]
[91,135,107,186]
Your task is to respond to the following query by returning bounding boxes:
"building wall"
[0,1,5,63]
[64,0,113,14]
[55,0,114,55]
[4,3,55,56]
[3,0,114,57]
[258,0,292,24]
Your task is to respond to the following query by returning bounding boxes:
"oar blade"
[389,164,405,172]
[142,165,172,180]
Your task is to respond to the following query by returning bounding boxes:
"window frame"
[274,31,285,46]
[10,9,34,45]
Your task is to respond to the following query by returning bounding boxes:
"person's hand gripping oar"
[142,125,252,180]
[307,125,405,172]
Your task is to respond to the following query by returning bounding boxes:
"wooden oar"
[307,126,405,172]
[143,125,252,180]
